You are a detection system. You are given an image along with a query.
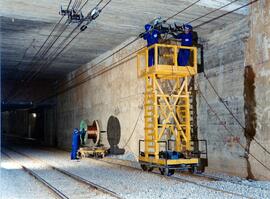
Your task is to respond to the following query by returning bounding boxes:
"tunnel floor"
[1,144,270,199]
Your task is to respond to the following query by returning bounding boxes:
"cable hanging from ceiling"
[55,0,247,89]
[24,0,107,82]
[56,0,203,89]
[7,0,108,102]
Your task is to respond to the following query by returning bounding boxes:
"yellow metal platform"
[78,147,108,158]
[137,43,199,171]
[139,156,199,165]
[137,44,197,78]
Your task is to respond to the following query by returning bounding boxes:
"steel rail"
[2,151,69,199]
[4,147,122,199]
[89,157,251,198]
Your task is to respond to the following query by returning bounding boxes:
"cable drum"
[79,120,100,147]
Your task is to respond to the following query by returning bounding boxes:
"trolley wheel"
[189,165,198,174]
[140,164,148,171]
[147,167,154,172]
[159,168,175,176]
[77,152,82,159]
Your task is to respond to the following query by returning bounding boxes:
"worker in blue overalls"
[71,128,80,160]
[174,24,193,66]
[142,24,160,67]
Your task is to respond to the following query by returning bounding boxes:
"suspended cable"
[34,44,145,103]
[12,1,107,101]
[30,0,110,81]
[194,0,258,28]
[183,57,270,172]
[198,85,270,172]
[6,0,91,102]
[202,71,270,156]
[188,0,240,24]
[164,0,201,22]
[56,0,201,89]
[26,0,90,79]
[40,0,255,96]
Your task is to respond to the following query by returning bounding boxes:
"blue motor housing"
[159,150,184,160]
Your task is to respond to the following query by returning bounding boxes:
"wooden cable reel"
[79,120,100,146]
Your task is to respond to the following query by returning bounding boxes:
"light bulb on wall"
[32,113,37,118]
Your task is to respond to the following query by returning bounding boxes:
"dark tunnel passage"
[1,105,57,147]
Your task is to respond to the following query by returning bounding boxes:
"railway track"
[99,157,270,192]
[2,149,122,199]
[94,158,254,199]
[9,146,270,198]
[195,173,270,191]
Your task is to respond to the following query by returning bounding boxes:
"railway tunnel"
[1,0,270,198]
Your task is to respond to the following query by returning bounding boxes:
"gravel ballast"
[12,146,270,199]
[1,154,56,199]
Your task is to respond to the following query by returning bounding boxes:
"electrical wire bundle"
[6,0,112,102]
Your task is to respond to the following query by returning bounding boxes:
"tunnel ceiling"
[0,0,248,104]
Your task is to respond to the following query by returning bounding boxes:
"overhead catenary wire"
[54,0,252,90]
[164,0,201,22]
[6,0,92,102]
[18,0,89,84]
[56,0,202,89]
[35,45,146,102]
[187,0,270,156]
[181,56,270,172]
[187,0,240,24]
[194,0,259,28]
[8,0,112,101]
[7,0,199,101]
[202,71,270,156]
[38,0,247,100]
[198,84,270,172]
[28,0,72,67]
[25,0,91,81]
[29,0,111,81]
[165,0,270,159]
[5,1,73,103]
[37,0,257,101]
[161,0,270,158]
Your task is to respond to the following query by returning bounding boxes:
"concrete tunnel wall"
[56,4,270,180]
[57,39,146,161]
[244,0,270,180]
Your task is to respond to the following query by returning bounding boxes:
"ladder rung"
[157,124,175,126]
[145,103,154,106]
[145,127,154,130]
[144,152,158,155]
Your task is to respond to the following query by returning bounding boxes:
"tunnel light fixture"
[32,113,37,118]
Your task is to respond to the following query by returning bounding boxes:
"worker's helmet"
[145,24,152,31]
[73,128,79,133]
[184,24,192,30]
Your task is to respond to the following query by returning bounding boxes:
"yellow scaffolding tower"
[137,44,201,175]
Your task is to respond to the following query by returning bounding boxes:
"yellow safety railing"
[137,43,197,78]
